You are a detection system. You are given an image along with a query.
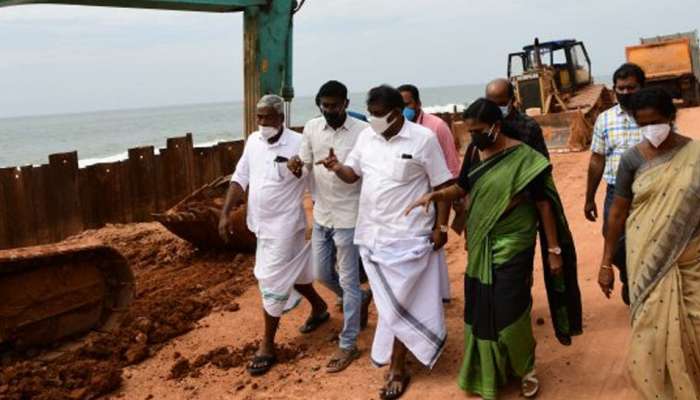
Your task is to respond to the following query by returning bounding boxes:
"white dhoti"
[360,237,446,369]
[437,249,451,301]
[254,230,314,318]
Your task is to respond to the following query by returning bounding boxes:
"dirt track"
[96,151,633,400]
[3,108,699,400]
[111,108,699,400]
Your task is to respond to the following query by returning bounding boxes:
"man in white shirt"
[317,85,453,400]
[218,95,328,377]
[288,81,372,373]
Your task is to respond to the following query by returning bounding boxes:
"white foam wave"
[78,137,232,168]
[78,152,129,168]
[423,103,467,114]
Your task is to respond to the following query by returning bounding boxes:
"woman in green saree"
[600,87,700,399]
[407,99,582,398]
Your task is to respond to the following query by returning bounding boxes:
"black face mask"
[470,126,497,150]
[617,92,633,109]
[322,110,345,127]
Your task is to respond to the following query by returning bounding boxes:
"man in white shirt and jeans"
[317,85,453,400]
[288,80,372,373]
[219,95,328,377]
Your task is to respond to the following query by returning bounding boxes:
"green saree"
[457,144,582,399]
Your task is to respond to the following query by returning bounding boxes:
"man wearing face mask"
[287,80,372,373]
[398,84,461,177]
[317,85,453,400]
[585,63,646,305]
[485,78,550,159]
[219,95,329,377]
[398,84,460,304]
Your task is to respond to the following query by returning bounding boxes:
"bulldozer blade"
[534,110,593,151]
[0,240,133,349]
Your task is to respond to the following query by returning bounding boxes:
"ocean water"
[0,83,486,168]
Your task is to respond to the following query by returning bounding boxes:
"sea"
[0,83,486,169]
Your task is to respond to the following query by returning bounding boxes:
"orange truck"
[626,30,700,107]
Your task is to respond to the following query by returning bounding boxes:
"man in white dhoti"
[219,95,328,376]
[317,85,453,400]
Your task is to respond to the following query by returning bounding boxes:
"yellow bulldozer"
[508,38,614,151]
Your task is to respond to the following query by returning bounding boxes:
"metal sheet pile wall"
[0,133,244,250]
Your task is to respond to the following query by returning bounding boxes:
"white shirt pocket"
[391,158,422,182]
[264,160,283,182]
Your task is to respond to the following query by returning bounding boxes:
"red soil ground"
[2,107,699,400]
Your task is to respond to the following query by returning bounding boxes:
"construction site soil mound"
[0,223,255,400]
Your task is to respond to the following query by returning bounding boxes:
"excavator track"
[0,241,133,348]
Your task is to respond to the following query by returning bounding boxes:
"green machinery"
[0,0,298,135]
[0,0,297,347]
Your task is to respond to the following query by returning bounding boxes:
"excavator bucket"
[0,241,133,348]
[153,175,256,253]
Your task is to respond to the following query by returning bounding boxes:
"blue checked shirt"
[590,105,642,185]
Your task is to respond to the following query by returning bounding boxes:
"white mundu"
[231,127,312,317]
[345,121,452,367]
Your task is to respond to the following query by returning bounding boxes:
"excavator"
[0,0,298,347]
[507,38,614,150]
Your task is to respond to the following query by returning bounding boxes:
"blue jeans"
[312,222,362,350]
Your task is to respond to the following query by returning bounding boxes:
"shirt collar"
[614,104,627,116]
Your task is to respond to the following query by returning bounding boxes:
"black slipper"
[247,354,276,376]
[299,310,330,334]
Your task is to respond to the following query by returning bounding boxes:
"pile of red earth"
[0,223,255,400]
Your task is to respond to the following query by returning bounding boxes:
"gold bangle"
[600,265,613,271]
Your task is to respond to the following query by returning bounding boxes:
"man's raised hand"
[287,155,304,178]
[316,147,339,171]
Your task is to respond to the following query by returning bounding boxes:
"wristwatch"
[548,246,562,255]
[439,225,449,233]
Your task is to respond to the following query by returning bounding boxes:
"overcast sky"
[0,0,697,118]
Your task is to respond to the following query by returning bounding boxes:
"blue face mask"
[499,103,511,117]
[402,107,417,121]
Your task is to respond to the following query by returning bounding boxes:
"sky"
[0,0,698,118]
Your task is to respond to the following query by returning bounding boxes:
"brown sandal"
[325,347,360,373]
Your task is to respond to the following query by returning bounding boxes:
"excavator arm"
[0,0,296,135]
[0,0,296,348]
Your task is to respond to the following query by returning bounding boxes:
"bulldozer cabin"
[507,38,613,151]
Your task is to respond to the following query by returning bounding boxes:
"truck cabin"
[508,40,592,93]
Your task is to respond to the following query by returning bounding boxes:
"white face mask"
[641,123,671,148]
[259,125,279,140]
[369,111,396,135]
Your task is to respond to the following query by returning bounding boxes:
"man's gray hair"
[256,94,285,115]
